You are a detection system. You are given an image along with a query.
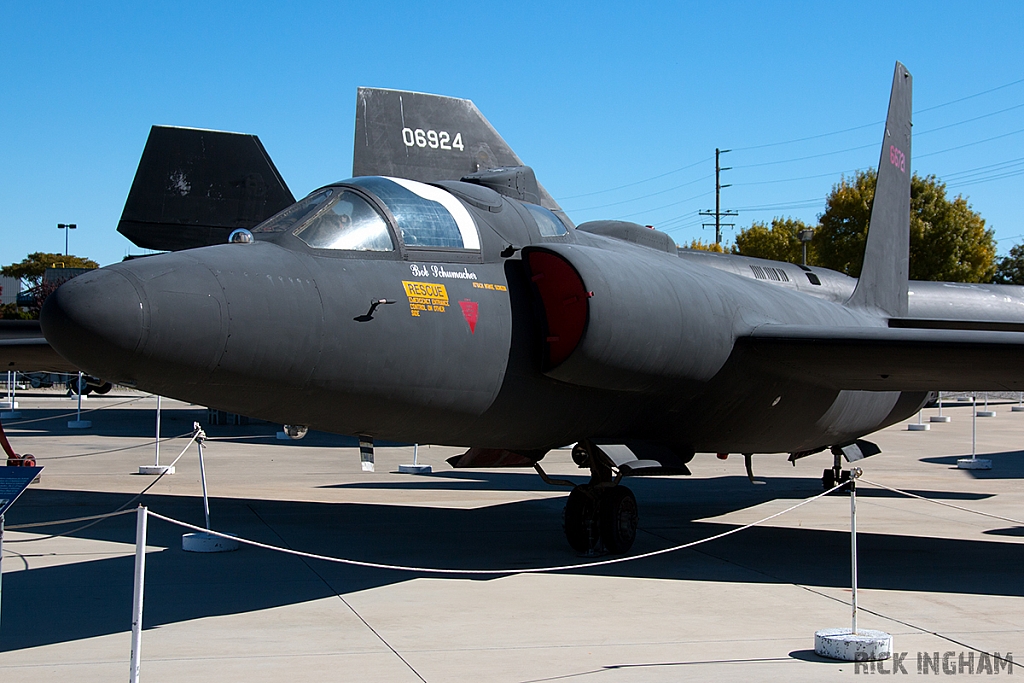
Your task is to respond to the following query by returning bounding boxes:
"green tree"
[994,243,1024,285]
[815,170,995,282]
[686,238,726,253]
[733,217,812,263]
[1,252,99,288]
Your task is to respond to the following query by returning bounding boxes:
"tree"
[686,238,726,253]
[1,252,99,289]
[732,217,812,263]
[815,170,995,282]
[994,243,1024,285]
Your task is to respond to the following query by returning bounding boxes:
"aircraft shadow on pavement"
[4,407,408,449]
[920,450,1024,479]
[1,475,1020,652]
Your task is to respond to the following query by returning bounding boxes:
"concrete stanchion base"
[957,457,992,470]
[138,465,175,475]
[976,411,996,417]
[930,415,951,422]
[182,532,239,553]
[814,628,892,661]
[1012,406,1024,412]
[68,420,92,429]
[907,423,929,431]
[1,411,22,419]
[398,464,432,474]
[0,401,18,410]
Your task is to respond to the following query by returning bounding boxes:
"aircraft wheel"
[600,486,638,554]
[821,468,835,491]
[570,442,589,468]
[563,486,600,553]
[94,382,113,395]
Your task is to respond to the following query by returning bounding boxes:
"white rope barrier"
[6,509,136,531]
[860,478,1024,527]
[147,482,848,575]
[1,395,148,427]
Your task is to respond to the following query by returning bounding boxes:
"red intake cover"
[526,250,589,369]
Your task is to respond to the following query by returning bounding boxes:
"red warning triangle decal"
[459,300,478,334]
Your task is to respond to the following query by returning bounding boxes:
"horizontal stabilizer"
[118,126,295,251]
[353,88,562,211]
[737,324,1024,391]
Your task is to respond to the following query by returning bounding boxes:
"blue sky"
[2,1,1022,269]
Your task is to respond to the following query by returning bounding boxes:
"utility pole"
[699,149,738,245]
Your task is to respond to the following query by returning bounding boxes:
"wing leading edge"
[736,324,1024,391]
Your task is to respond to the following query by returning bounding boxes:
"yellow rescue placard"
[402,281,450,316]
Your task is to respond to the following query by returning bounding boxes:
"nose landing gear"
[560,441,640,554]
[563,483,639,554]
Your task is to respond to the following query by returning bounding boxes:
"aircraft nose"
[41,268,146,381]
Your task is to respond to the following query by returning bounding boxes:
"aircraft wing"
[0,320,78,372]
[737,324,1024,391]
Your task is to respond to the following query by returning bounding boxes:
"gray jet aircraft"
[34,63,1024,553]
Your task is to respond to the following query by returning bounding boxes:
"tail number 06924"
[402,128,464,151]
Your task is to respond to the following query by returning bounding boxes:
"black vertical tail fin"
[117,126,295,252]
[847,62,912,317]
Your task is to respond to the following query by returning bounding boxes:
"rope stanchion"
[129,505,147,683]
[147,481,848,575]
[3,430,201,544]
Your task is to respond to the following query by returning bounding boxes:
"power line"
[564,173,714,212]
[917,126,1024,159]
[556,156,713,200]
[915,76,1024,114]
[612,189,714,220]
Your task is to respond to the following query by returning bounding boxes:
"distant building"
[0,276,21,305]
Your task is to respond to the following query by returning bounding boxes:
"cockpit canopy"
[251,176,480,252]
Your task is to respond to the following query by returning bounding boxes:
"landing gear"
[563,483,638,554]
[559,440,640,554]
[599,486,638,553]
[822,451,852,493]
[563,486,600,552]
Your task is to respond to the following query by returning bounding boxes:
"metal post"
[413,443,419,466]
[1,514,5,635]
[198,439,210,531]
[154,396,161,467]
[130,505,148,683]
[76,371,83,419]
[938,393,943,418]
[972,393,977,459]
[850,470,859,635]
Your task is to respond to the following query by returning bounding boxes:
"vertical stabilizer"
[847,62,912,317]
[353,87,562,211]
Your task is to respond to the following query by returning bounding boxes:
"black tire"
[563,486,600,552]
[94,382,113,395]
[599,486,638,554]
[822,468,836,491]
[570,442,589,468]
